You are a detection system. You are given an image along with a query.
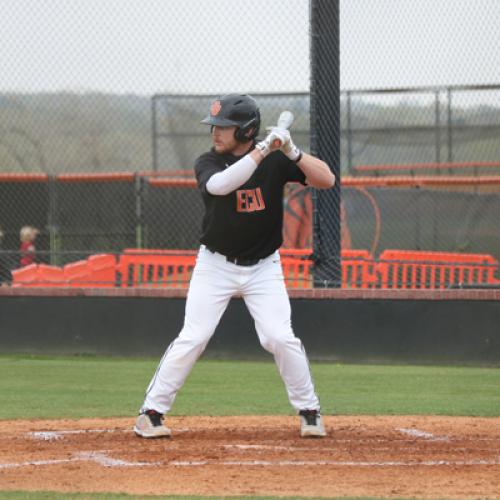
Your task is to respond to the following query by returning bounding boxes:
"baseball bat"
[272,110,294,147]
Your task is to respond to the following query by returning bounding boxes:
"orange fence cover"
[9,248,500,290]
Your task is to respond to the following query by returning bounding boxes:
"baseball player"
[134,94,335,439]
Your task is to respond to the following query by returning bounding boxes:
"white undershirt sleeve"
[206,154,258,196]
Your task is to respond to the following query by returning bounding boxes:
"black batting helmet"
[201,94,260,142]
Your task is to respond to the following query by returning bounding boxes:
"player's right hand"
[264,127,301,162]
[265,126,291,147]
[255,129,289,157]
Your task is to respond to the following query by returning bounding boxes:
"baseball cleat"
[299,409,326,438]
[134,410,171,438]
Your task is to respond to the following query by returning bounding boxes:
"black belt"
[205,246,262,267]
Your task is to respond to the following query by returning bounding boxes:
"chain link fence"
[1,0,500,287]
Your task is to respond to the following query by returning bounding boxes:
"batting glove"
[281,133,302,162]
[266,126,302,162]
[255,129,289,158]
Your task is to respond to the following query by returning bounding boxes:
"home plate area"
[1,415,499,498]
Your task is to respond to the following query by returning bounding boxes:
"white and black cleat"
[134,410,171,438]
[299,409,327,438]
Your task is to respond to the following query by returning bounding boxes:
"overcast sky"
[0,0,499,95]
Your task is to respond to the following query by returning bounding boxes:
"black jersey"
[195,147,306,260]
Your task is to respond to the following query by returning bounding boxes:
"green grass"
[0,355,489,500]
[0,355,499,419]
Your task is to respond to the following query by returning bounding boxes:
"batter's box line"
[2,453,500,470]
[396,427,450,441]
[26,429,500,444]
[167,458,500,467]
[28,428,190,441]
[0,451,159,469]
[221,444,500,454]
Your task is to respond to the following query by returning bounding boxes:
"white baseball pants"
[141,245,320,414]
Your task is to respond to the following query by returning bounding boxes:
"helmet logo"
[210,100,222,116]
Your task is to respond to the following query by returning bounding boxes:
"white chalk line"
[29,428,190,441]
[168,458,500,467]
[0,451,158,469]
[0,458,80,469]
[396,428,449,441]
[76,451,158,467]
[28,428,500,443]
[222,444,500,454]
[2,457,499,469]
[30,430,118,441]
[2,451,500,470]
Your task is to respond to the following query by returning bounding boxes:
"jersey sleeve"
[194,152,223,194]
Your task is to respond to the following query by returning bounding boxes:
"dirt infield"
[1,415,499,499]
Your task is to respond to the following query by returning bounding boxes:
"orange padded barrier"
[378,249,499,289]
[35,264,67,287]
[341,249,378,289]
[12,264,67,287]
[87,254,117,287]
[63,260,93,287]
[11,264,40,287]
[12,255,116,288]
[118,253,195,288]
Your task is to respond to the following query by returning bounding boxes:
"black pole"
[435,90,441,165]
[447,87,453,163]
[310,0,341,287]
[346,91,353,175]
[151,95,158,172]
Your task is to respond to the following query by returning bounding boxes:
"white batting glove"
[281,133,302,162]
[255,129,289,158]
[265,126,302,162]
[265,126,290,144]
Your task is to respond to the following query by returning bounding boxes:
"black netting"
[53,179,137,264]
[1,0,500,289]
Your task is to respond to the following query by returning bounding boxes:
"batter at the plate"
[134,94,335,439]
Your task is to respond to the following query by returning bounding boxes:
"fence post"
[346,91,353,175]
[135,174,144,249]
[47,174,60,266]
[434,90,441,165]
[310,0,341,287]
[447,87,453,163]
[151,96,158,172]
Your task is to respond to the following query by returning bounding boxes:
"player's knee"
[178,324,214,348]
[258,328,295,353]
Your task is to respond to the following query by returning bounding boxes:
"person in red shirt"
[19,226,39,267]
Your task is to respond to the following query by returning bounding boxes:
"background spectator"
[19,226,39,268]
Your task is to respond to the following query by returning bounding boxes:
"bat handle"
[272,111,294,148]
